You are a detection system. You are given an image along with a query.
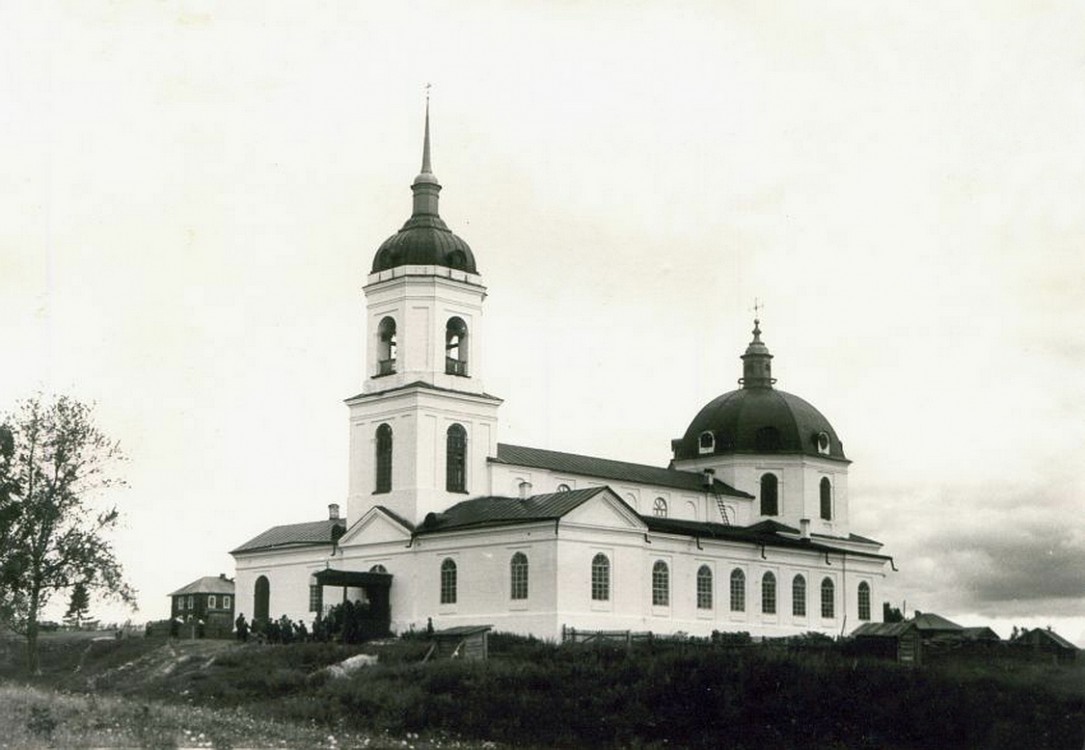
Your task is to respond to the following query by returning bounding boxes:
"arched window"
[696,565,713,610]
[698,431,715,454]
[369,564,387,574]
[440,559,457,604]
[445,317,469,375]
[510,552,529,600]
[652,560,669,606]
[730,568,745,612]
[556,483,571,492]
[591,553,610,601]
[820,477,832,520]
[760,473,778,516]
[375,423,393,493]
[762,572,777,614]
[446,424,467,492]
[792,575,806,617]
[377,317,397,375]
[254,575,270,622]
[653,497,668,517]
[858,581,871,621]
[821,577,835,619]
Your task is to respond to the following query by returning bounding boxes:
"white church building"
[231,108,893,641]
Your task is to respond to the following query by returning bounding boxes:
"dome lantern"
[739,318,776,388]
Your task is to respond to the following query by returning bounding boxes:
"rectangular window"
[186,595,193,610]
[208,595,216,609]
[309,585,323,613]
[224,595,231,609]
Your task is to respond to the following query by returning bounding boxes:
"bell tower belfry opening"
[345,97,502,526]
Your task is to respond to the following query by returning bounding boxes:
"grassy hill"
[1,631,1083,749]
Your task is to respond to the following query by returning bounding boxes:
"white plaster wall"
[235,520,887,641]
[345,388,500,525]
[234,546,335,625]
[677,454,850,534]
[362,269,488,396]
[488,463,724,523]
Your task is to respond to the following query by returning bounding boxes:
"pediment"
[562,487,646,530]
[338,506,413,547]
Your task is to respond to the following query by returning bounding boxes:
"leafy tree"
[64,581,91,629]
[0,395,135,673]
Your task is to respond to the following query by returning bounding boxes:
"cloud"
[861,479,1085,617]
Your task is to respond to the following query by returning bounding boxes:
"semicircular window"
[755,426,782,451]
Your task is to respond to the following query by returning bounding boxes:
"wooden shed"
[851,612,963,665]
[1011,627,1079,664]
[428,625,493,661]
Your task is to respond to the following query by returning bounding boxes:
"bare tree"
[0,396,134,673]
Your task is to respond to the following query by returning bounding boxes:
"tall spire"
[420,89,433,176]
[411,86,441,215]
[739,316,776,388]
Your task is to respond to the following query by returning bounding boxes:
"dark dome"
[371,213,477,274]
[673,387,847,461]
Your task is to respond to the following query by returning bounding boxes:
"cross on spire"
[751,298,764,321]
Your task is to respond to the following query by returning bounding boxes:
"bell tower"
[345,99,502,526]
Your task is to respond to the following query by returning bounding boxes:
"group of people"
[233,612,310,644]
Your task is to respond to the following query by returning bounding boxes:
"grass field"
[1,630,1083,749]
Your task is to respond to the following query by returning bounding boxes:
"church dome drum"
[672,320,846,462]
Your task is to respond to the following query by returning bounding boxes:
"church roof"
[672,321,847,463]
[416,487,609,534]
[231,518,346,554]
[642,517,890,560]
[168,575,234,597]
[492,443,752,498]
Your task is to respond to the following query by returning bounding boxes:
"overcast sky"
[2,2,1083,644]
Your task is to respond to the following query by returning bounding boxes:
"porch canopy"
[313,568,393,639]
[313,568,392,588]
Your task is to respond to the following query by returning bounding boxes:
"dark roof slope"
[231,519,345,554]
[493,443,751,498]
[416,488,610,534]
[643,516,890,560]
[168,575,234,597]
[1015,628,1078,650]
[673,387,848,462]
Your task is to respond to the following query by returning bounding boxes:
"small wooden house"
[851,612,963,664]
[1011,627,1078,664]
[169,574,235,637]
